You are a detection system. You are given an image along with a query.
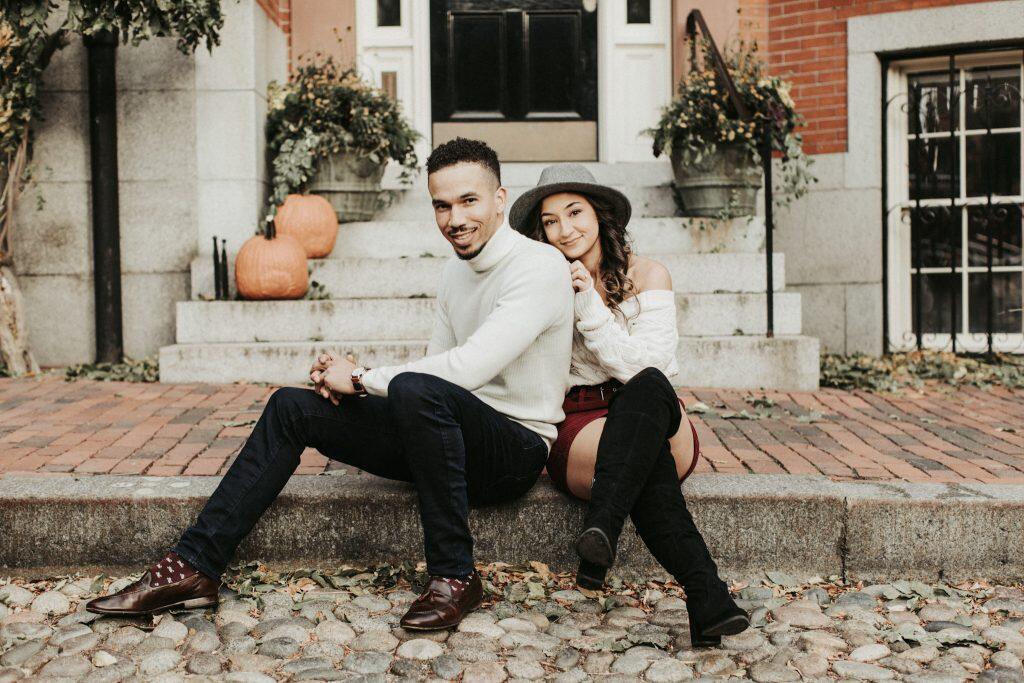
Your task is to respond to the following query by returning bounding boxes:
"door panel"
[450,13,506,116]
[526,12,580,116]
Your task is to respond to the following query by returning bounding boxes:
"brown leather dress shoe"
[86,569,219,616]
[400,573,483,631]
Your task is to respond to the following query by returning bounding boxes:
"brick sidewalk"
[0,375,1022,484]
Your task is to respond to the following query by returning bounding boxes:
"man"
[87,138,574,630]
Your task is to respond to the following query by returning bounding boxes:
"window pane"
[914,272,962,334]
[908,72,957,135]
[911,205,961,268]
[909,137,958,200]
[627,0,651,23]
[965,132,1021,197]
[966,66,1021,130]
[967,204,1023,267]
[969,272,1022,334]
[377,0,400,26]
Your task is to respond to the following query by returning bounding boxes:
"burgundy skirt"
[546,391,701,496]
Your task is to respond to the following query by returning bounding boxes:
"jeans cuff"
[426,561,475,577]
[171,544,222,582]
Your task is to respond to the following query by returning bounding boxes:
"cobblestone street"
[1,376,1023,484]
[2,566,1024,682]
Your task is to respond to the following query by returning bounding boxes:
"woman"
[509,164,748,646]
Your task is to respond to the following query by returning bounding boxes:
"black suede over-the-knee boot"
[575,368,682,584]
[630,444,748,645]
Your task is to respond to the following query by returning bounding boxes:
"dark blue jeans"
[174,372,548,579]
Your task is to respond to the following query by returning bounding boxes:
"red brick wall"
[256,0,292,62]
[257,0,290,30]
[768,0,996,155]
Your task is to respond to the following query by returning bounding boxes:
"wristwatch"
[350,366,368,396]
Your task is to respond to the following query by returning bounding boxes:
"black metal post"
[880,61,890,354]
[983,73,995,355]
[761,134,774,338]
[212,237,222,300]
[86,30,123,363]
[684,9,771,335]
[911,83,923,350]
[947,55,957,354]
[219,238,229,300]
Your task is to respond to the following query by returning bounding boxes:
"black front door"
[430,0,598,161]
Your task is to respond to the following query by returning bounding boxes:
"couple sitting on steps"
[87,138,749,646]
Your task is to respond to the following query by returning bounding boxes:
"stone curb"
[1,474,1022,581]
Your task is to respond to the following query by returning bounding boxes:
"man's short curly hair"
[426,137,501,185]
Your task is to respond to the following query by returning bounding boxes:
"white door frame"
[598,0,672,162]
[354,0,433,165]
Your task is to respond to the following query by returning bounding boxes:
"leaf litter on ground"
[686,395,818,422]
[62,357,159,383]
[821,349,1024,393]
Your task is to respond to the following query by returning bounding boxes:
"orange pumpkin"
[274,193,339,258]
[235,233,309,300]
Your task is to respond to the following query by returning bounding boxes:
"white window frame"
[885,50,1024,353]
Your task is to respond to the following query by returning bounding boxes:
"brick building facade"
[17,0,1022,371]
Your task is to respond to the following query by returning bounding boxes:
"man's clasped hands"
[308,351,360,405]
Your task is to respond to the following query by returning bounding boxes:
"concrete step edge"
[1,473,1020,582]
[158,336,820,390]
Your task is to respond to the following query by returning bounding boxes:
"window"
[887,51,1023,353]
[626,0,650,24]
[377,0,400,27]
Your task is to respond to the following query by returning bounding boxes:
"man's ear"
[494,185,508,214]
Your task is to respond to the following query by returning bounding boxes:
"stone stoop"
[163,162,820,390]
[4,473,1022,582]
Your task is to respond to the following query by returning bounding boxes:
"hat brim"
[509,181,632,236]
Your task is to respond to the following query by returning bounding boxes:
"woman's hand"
[569,260,594,293]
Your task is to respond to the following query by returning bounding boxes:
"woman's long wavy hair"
[523,192,637,319]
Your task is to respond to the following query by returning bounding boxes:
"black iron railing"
[883,48,1024,355]
[684,10,774,337]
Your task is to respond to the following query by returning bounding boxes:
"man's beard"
[456,238,490,261]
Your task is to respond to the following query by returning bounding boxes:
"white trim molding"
[845,0,1024,190]
[355,0,432,165]
[598,0,672,162]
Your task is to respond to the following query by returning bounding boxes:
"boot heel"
[575,559,607,590]
[702,613,749,637]
[575,527,614,568]
[690,633,723,648]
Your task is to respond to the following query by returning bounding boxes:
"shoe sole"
[575,568,605,591]
[701,613,750,638]
[691,635,723,648]
[575,527,614,568]
[85,595,218,616]
[399,594,483,631]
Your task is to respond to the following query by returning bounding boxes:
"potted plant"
[265,54,420,224]
[646,41,813,218]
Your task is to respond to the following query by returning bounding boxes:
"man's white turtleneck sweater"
[361,223,574,448]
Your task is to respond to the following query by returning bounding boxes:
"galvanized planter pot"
[670,142,762,217]
[309,152,387,223]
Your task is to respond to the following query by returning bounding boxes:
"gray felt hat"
[509,163,632,235]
